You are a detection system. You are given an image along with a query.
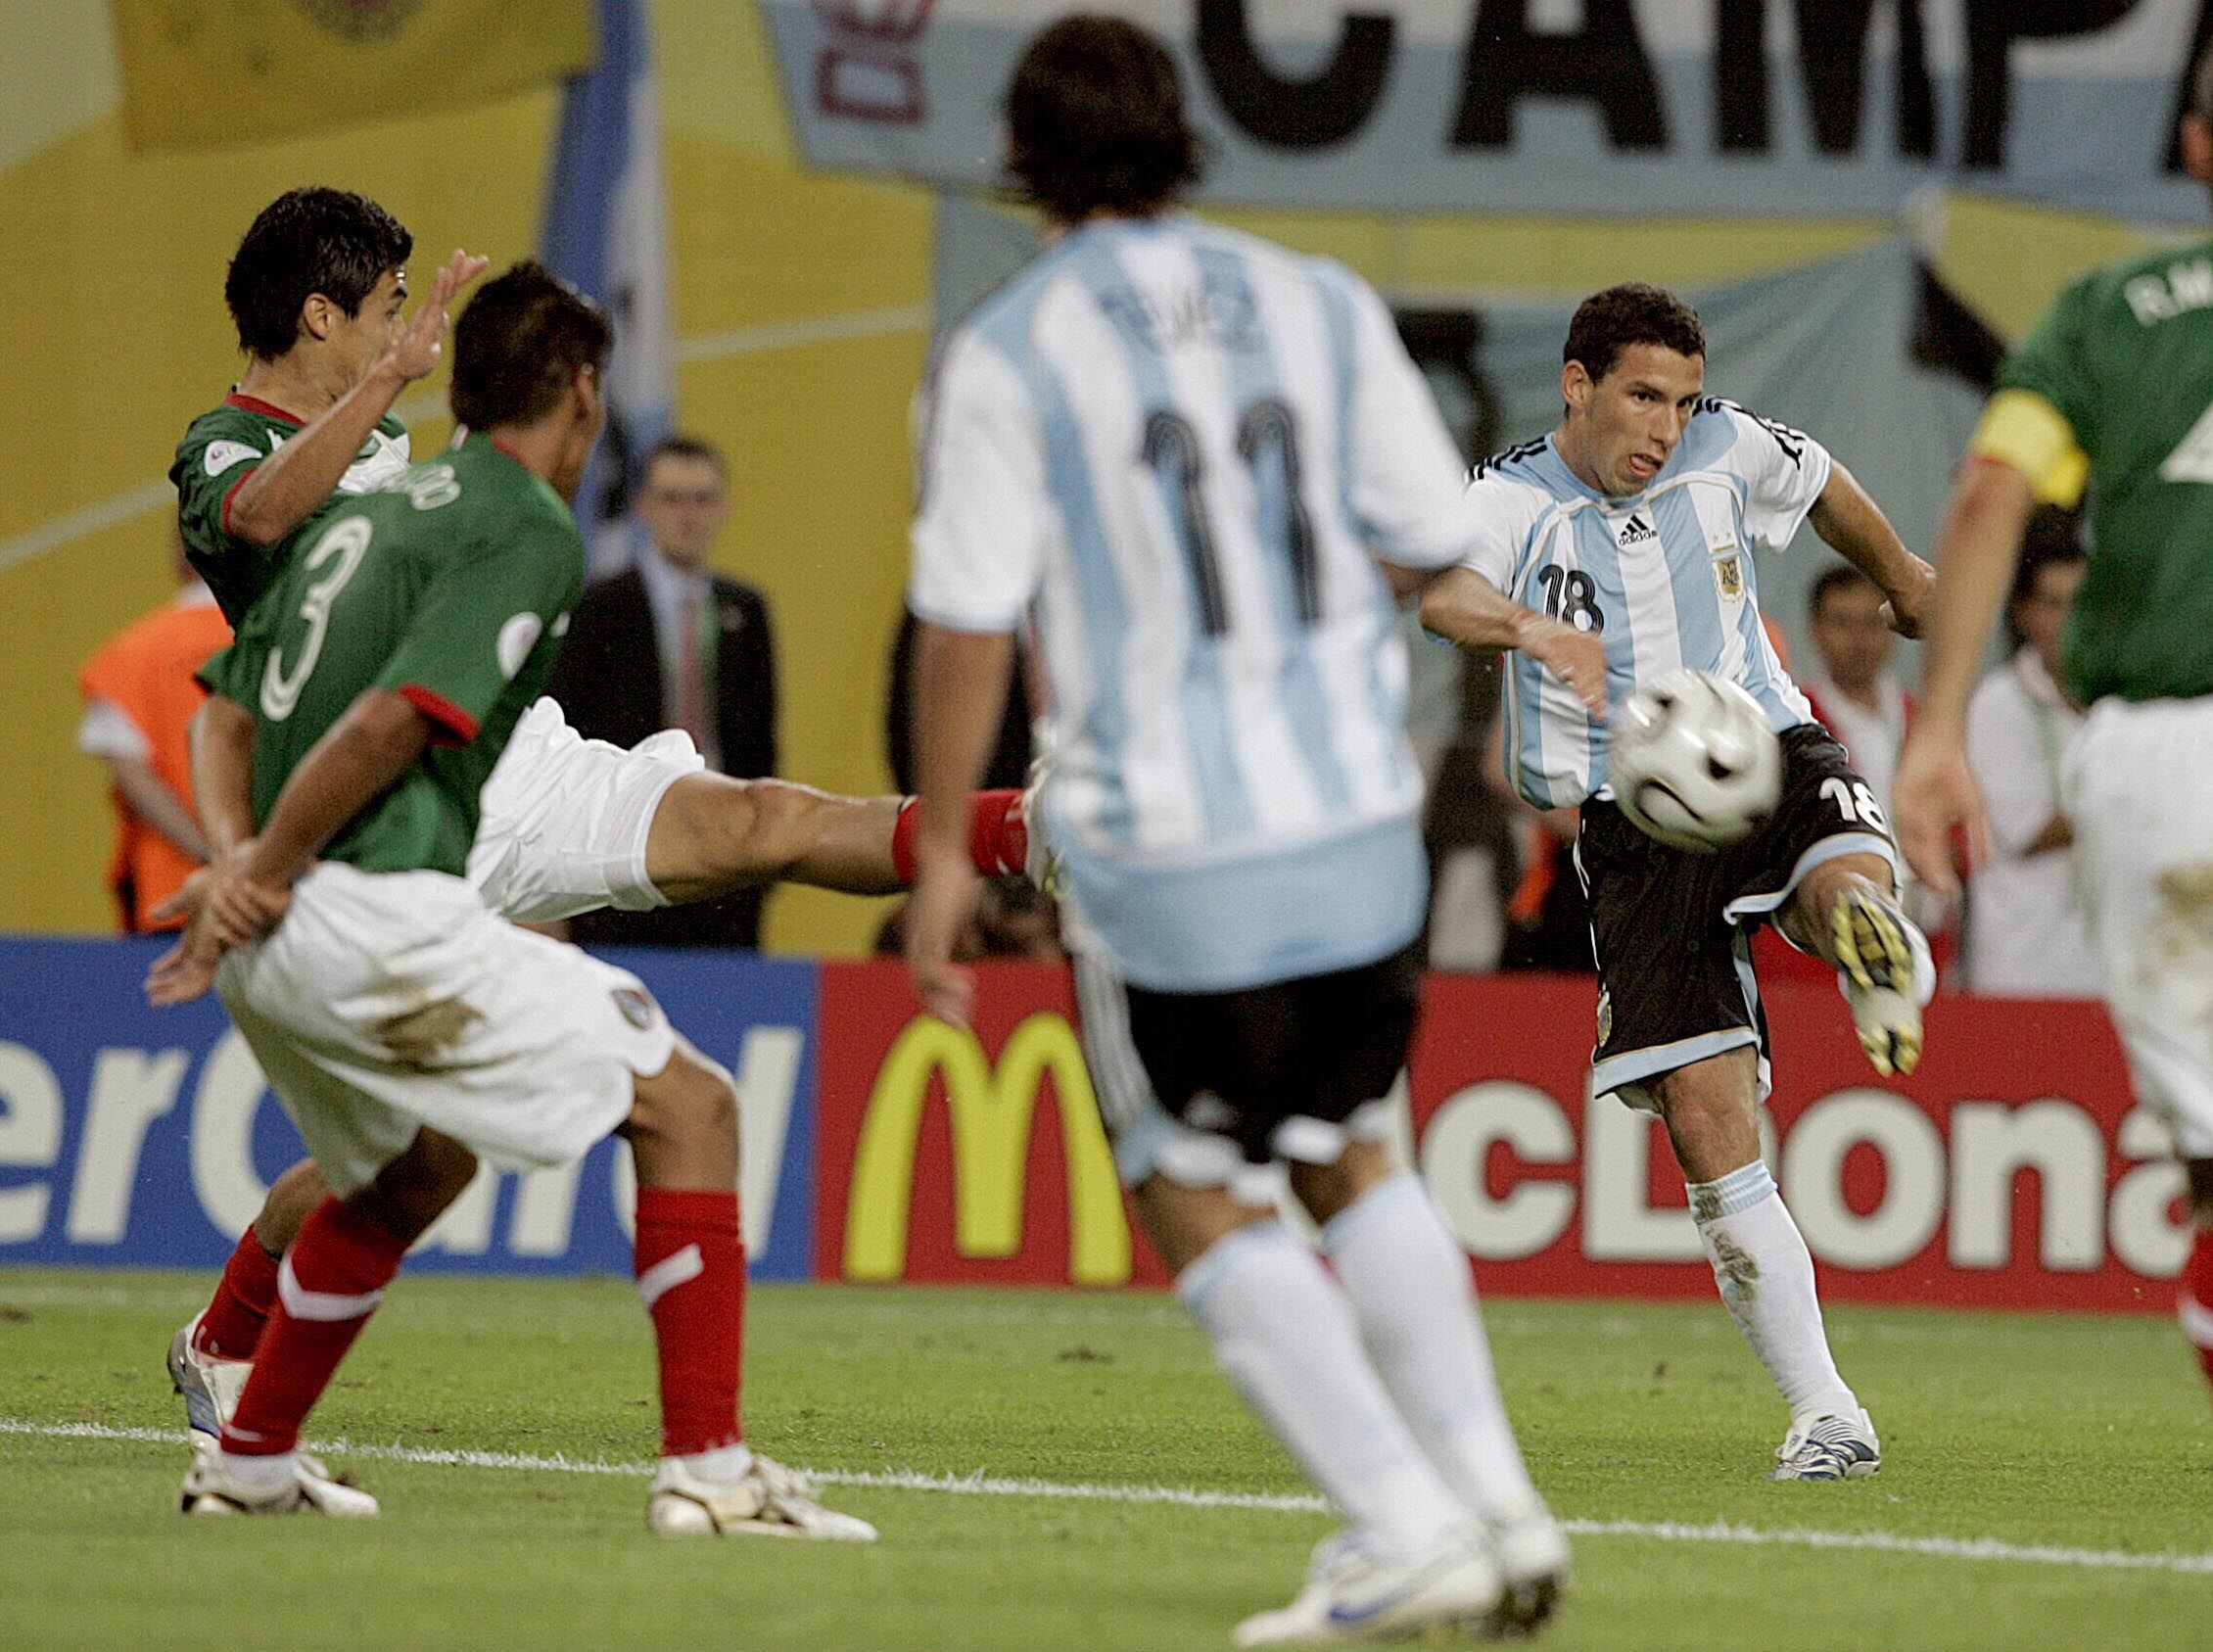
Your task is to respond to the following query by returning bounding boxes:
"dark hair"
[1005,16,1203,223]
[2194,38,2213,124]
[1810,562,1881,620]
[449,261,611,431]
[641,434,729,485]
[224,187,412,360]
[2002,507,2087,648]
[1563,283,1706,384]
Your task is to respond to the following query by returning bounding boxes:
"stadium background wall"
[0,939,2187,1315]
[0,0,2171,953]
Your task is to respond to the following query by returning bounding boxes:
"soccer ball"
[1609,670,1782,853]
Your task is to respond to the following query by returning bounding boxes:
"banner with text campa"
[816,960,2189,1312]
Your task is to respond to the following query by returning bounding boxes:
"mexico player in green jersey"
[162,263,875,1536]
[1896,48,2213,1413]
[160,191,1037,1465]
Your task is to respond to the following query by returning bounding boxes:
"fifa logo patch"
[1712,547,1745,602]
[1596,989,1613,1046]
[612,986,659,1030]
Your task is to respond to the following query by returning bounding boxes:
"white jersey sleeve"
[1341,272,1482,571]
[1454,466,1549,596]
[908,329,1051,634]
[1714,399,1833,549]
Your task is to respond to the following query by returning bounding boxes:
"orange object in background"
[76,587,231,932]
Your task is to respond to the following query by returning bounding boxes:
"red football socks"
[195,1227,283,1360]
[2182,1225,2213,1398]
[635,1187,746,1458]
[221,1199,407,1457]
[892,790,1029,884]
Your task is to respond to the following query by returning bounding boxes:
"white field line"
[5,1417,2211,1577]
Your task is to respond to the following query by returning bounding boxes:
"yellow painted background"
[0,1,2165,951]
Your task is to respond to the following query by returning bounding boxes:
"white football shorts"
[466,697,702,925]
[2062,695,2213,1157]
[215,861,677,1195]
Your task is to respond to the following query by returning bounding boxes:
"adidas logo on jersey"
[1615,513,1657,547]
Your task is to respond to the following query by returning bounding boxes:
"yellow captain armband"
[1969,389,2089,507]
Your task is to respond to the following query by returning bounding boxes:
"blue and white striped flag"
[541,0,675,572]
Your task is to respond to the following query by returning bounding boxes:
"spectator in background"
[1963,522,2097,996]
[76,537,232,932]
[549,434,778,947]
[1801,563,1911,818]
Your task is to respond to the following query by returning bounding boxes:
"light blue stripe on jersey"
[1076,244,1255,840]
[1570,504,1636,805]
[1311,258,1412,797]
[1059,815,1426,992]
[972,283,1136,843]
[1653,483,1728,674]
[1192,242,1351,815]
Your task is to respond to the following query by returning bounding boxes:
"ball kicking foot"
[1831,887,1933,1077]
[647,1452,877,1540]
[1232,1526,1501,1646]
[181,1452,379,1516]
[1768,1408,1881,1482]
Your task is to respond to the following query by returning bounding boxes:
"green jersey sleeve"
[1995,276,2097,448]
[374,511,581,744]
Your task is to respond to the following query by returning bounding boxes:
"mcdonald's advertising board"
[816,963,2189,1313]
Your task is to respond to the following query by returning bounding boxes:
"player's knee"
[629,1048,741,1169]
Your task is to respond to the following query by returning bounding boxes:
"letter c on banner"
[1419,1082,1576,1260]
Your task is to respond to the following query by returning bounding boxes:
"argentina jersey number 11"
[1142,398,1320,637]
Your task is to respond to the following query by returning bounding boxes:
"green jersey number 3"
[261,516,373,721]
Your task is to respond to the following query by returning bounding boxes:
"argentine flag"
[541,0,675,572]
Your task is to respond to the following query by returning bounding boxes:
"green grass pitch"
[2,1269,2209,1650]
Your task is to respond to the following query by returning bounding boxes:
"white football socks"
[1177,1219,1465,1558]
[1321,1172,1543,1527]
[1688,1160,1859,1423]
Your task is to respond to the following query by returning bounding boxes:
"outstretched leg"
[643,775,1029,904]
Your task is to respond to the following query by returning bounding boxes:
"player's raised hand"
[1525,620,1610,719]
[384,248,490,384]
[906,846,981,1029]
[1892,730,1987,901]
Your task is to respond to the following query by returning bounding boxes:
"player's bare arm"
[1893,454,2038,896]
[1419,565,1609,718]
[185,695,256,860]
[105,754,212,867]
[196,687,433,955]
[906,623,1016,1028]
[224,249,487,549]
[1806,460,1935,638]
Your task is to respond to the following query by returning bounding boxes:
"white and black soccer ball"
[1609,670,1782,853]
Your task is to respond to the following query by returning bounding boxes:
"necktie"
[677,588,708,750]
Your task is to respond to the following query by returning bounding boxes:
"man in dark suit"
[549,434,778,946]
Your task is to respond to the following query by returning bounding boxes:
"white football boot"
[1768,1408,1882,1482]
[1831,886,1935,1077]
[1232,1526,1501,1647]
[647,1452,877,1540]
[181,1452,379,1517]
[167,1313,251,1459]
[1480,1500,1571,1636]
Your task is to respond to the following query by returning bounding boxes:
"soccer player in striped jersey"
[1897,44,2213,1414]
[903,18,1589,1642]
[1421,284,1937,1482]
[161,188,1035,1464]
